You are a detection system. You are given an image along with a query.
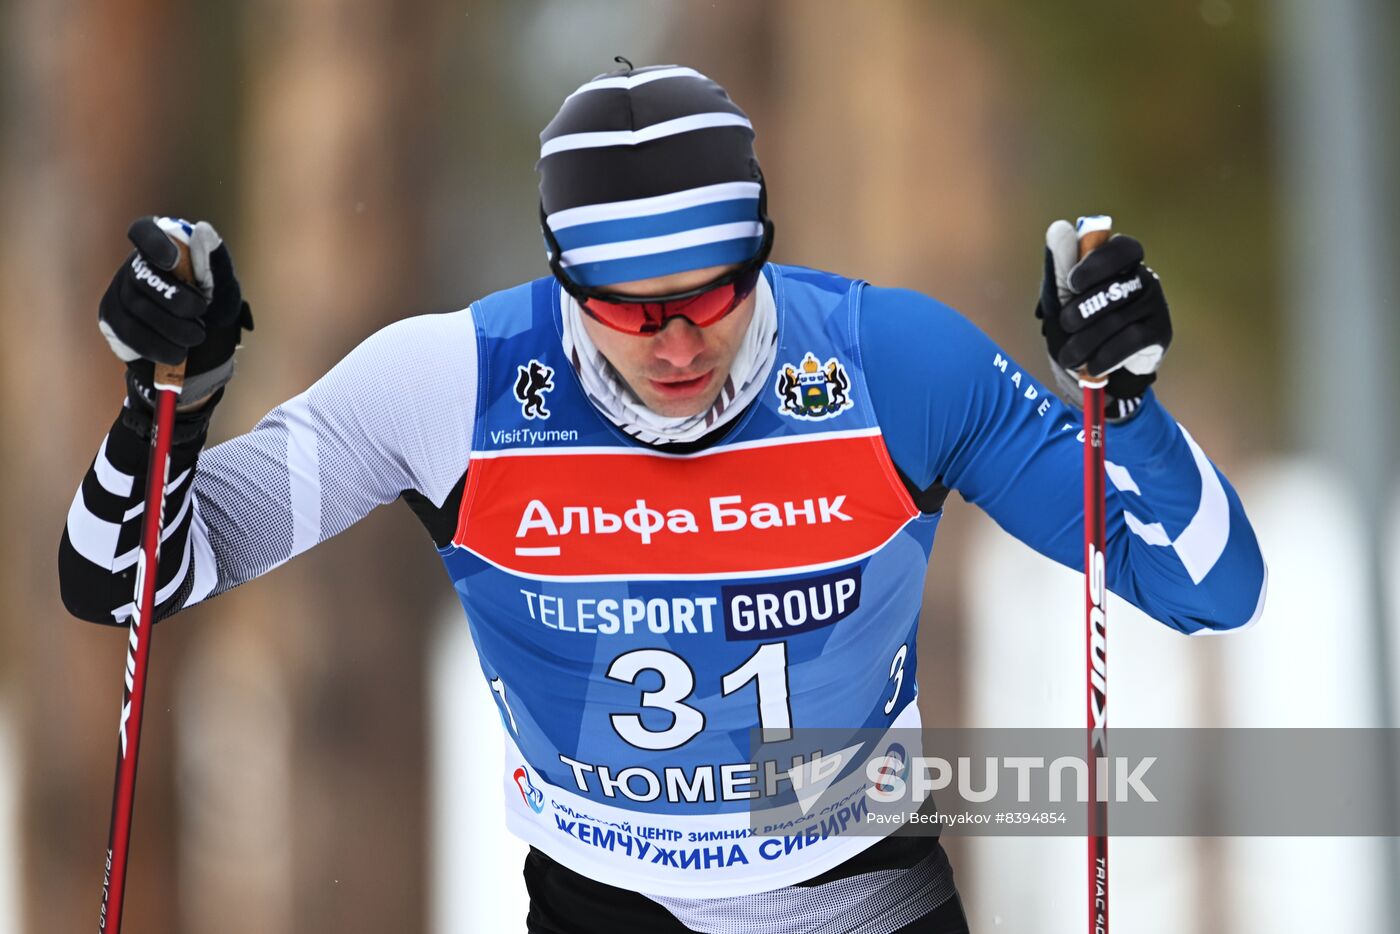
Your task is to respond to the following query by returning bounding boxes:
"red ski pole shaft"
[1076,216,1112,934]
[98,235,192,934]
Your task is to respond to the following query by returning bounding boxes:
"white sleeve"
[183,307,478,607]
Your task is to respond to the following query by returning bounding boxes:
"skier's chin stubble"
[622,361,732,418]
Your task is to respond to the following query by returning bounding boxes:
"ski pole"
[1076,214,1112,934]
[97,227,192,934]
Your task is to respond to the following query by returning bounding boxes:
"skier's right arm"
[59,218,477,625]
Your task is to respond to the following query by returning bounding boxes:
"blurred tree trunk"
[0,0,443,931]
[203,1,444,932]
[0,0,203,931]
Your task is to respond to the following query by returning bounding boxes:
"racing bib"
[439,267,940,896]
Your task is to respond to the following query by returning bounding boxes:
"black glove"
[1034,219,1171,420]
[98,216,253,413]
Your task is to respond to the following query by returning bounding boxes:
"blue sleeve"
[859,285,1267,635]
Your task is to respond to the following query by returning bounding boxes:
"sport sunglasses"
[541,205,775,337]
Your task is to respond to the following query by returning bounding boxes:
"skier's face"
[580,263,757,418]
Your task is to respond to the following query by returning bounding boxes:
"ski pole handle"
[1076,216,1113,386]
[153,359,187,392]
[98,226,191,934]
[1076,219,1112,255]
[153,225,192,392]
[1076,214,1111,934]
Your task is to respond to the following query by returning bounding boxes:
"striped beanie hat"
[538,62,769,288]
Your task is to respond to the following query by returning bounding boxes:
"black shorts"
[523,834,970,933]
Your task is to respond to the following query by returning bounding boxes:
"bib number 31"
[488,640,911,752]
[608,643,793,749]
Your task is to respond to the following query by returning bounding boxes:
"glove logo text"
[130,255,179,300]
[1076,275,1143,320]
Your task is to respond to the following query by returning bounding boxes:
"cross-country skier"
[60,62,1266,933]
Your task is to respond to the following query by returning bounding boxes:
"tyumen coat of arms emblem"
[775,352,853,420]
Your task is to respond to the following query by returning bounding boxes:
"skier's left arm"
[862,224,1266,634]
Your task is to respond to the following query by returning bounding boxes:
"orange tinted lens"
[582,282,740,335]
[663,283,742,328]
[579,297,654,333]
